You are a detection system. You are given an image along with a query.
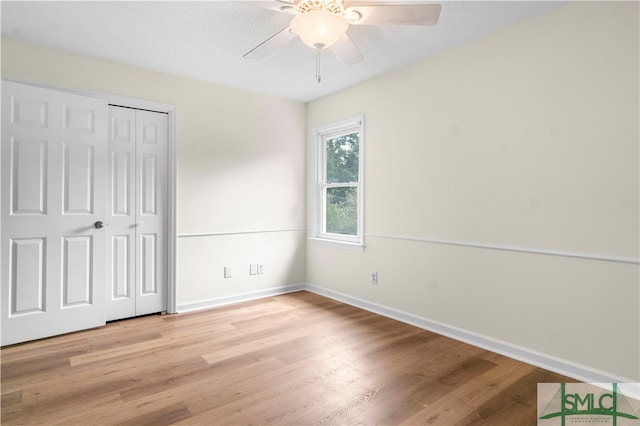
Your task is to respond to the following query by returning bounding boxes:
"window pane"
[325,187,357,235]
[325,133,359,184]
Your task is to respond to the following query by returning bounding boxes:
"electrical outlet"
[224,267,232,279]
[249,264,258,276]
[371,272,378,285]
[257,264,263,275]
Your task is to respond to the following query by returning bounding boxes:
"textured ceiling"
[1,1,568,102]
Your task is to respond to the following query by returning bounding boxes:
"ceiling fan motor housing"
[296,0,345,15]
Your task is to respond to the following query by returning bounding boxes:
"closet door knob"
[94,221,105,229]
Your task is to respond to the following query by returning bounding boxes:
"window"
[314,115,364,247]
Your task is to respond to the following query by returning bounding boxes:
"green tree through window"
[326,134,359,183]
[325,133,359,235]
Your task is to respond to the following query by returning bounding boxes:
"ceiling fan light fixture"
[291,10,348,49]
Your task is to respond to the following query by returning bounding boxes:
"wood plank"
[459,368,578,425]
[118,402,192,426]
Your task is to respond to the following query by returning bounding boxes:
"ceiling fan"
[244,0,442,82]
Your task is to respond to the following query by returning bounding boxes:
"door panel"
[112,151,131,216]
[11,96,48,128]
[1,80,108,346]
[63,144,95,214]
[141,154,157,215]
[140,233,157,295]
[10,238,45,314]
[112,235,131,298]
[63,105,96,133]
[10,137,47,215]
[62,236,93,307]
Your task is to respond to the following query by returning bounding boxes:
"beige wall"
[306,2,639,381]
[1,37,307,307]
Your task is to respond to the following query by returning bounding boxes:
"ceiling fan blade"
[346,4,442,26]
[250,0,296,15]
[330,32,364,65]
[243,26,297,60]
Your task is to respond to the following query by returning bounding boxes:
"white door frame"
[2,78,178,314]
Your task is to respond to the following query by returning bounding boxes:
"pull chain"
[315,48,321,83]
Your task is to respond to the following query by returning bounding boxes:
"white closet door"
[1,81,108,346]
[106,106,136,320]
[106,106,167,320]
[135,109,167,316]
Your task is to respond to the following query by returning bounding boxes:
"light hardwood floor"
[1,291,575,425]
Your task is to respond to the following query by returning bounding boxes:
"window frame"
[312,115,364,248]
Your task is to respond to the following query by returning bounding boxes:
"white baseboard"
[176,283,306,313]
[304,282,638,395]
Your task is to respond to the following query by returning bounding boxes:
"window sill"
[308,237,365,252]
